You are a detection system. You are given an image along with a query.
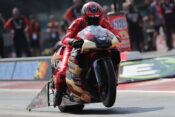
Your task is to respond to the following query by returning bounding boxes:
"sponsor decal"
[108,13,131,52]
[35,61,48,80]
[66,70,72,80]
[81,94,91,102]
[119,30,129,40]
[68,62,75,70]
[1,59,52,81]
[120,57,175,79]
[112,18,127,29]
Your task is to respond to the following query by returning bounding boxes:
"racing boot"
[54,75,66,107]
[53,90,63,107]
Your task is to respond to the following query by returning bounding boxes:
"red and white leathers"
[55,16,119,92]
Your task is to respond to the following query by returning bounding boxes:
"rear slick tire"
[58,104,84,113]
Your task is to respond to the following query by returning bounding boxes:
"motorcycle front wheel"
[97,58,117,107]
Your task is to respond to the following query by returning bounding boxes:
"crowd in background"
[0,0,175,58]
[123,0,175,52]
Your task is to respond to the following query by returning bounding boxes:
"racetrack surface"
[0,79,175,117]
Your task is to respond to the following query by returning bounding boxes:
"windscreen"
[77,25,115,42]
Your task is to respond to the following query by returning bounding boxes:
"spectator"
[110,3,119,13]
[122,2,130,13]
[162,0,175,50]
[172,0,175,41]
[139,0,155,51]
[126,0,144,51]
[29,15,41,56]
[149,0,164,50]
[64,0,82,24]
[47,15,60,47]
[126,0,135,6]
[86,0,94,2]
[59,18,68,40]
[110,4,116,13]
[51,18,69,53]
[0,13,5,58]
[52,12,81,53]
[4,8,31,57]
[102,5,110,19]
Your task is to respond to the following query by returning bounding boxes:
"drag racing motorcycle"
[50,25,120,112]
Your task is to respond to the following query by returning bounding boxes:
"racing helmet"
[82,2,103,25]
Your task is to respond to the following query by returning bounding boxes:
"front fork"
[93,58,104,88]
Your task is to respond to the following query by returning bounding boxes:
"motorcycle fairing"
[67,59,82,76]
[65,76,91,103]
[77,25,115,42]
[51,54,62,83]
[78,26,120,52]
[65,26,120,103]
[81,36,119,52]
[50,47,92,103]
[65,52,92,103]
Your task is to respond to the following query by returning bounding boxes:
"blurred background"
[0,1,175,116]
[0,0,175,58]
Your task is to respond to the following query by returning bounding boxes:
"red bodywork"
[55,17,120,91]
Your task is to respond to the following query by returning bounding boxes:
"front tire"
[97,58,117,107]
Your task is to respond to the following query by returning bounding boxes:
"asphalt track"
[0,79,175,117]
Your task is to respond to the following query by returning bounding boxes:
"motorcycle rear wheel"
[58,104,84,112]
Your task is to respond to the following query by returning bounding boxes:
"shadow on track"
[71,106,164,115]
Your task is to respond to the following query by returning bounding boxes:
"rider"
[54,2,120,107]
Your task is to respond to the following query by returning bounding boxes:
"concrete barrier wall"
[0,51,140,81]
[1,54,175,83]
[0,57,51,81]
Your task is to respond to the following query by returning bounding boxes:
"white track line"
[118,90,175,94]
[0,89,40,92]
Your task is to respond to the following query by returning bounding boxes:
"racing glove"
[69,39,84,48]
